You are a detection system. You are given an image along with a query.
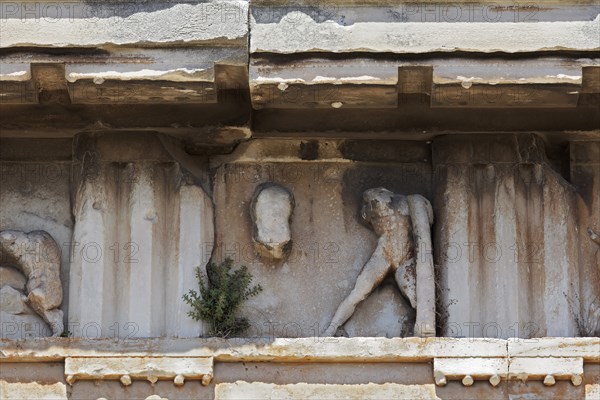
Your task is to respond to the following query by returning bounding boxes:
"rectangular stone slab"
[251,13,600,54]
[508,357,584,380]
[1,1,248,48]
[0,381,67,400]
[251,1,600,23]
[215,382,441,399]
[434,357,508,379]
[508,337,600,362]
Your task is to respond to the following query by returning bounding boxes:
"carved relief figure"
[0,230,63,336]
[250,183,295,261]
[323,188,436,337]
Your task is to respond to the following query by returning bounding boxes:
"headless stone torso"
[367,194,416,272]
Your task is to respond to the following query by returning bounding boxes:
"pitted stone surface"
[251,12,600,54]
[1,1,249,48]
[586,384,600,400]
[344,282,415,338]
[0,312,50,339]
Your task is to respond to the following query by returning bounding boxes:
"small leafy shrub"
[183,258,262,337]
[565,290,600,337]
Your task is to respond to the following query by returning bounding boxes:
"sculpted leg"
[323,242,390,336]
[30,305,64,337]
[394,258,417,309]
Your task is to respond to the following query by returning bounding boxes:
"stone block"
[215,382,441,399]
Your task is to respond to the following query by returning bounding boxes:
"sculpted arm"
[407,195,436,337]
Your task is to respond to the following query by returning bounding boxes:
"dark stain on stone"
[300,141,319,160]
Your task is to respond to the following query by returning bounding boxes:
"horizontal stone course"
[1,337,598,362]
[0,1,249,48]
[251,13,600,54]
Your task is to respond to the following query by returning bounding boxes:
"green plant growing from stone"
[60,329,72,338]
[183,257,262,338]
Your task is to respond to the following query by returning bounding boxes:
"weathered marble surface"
[571,141,600,337]
[68,133,214,338]
[1,1,248,48]
[0,337,513,362]
[0,1,598,398]
[250,4,600,54]
[212,139,432,337]
[344,281,414,338]
[1,134,597,342]
[0,381,67,400]
[216,382,441,399]
[433,134,600,338]
[0,337,597,399]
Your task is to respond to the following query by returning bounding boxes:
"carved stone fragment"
[0,230,63,336]
[250,183,295,261]
[0,266,27,291]
[589,228,600,246]
[323,188,435,337]
[0,285,32,315]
